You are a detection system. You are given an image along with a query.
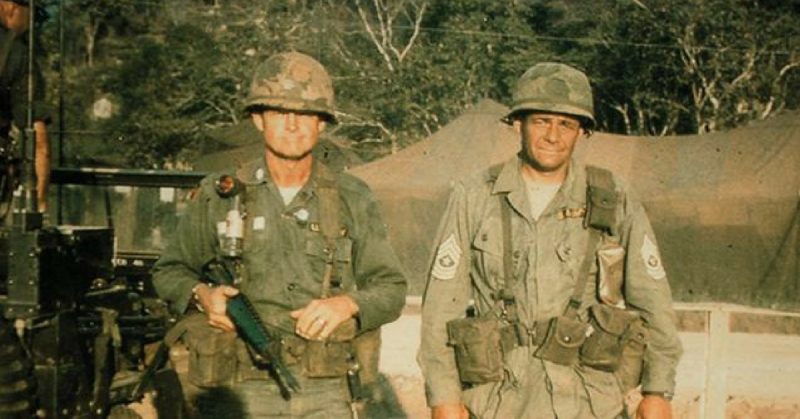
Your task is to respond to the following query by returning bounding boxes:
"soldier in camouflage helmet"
[505,62,595,129]
[419,62,682,419]
[245,51,337,123]
[153,52,406,418]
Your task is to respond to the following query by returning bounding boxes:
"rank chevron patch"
[432,234,462,280]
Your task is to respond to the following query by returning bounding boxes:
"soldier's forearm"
[34,121,49,211]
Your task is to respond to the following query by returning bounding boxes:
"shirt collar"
[492,155,586,205]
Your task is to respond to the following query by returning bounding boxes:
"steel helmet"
[244,52,337,123]
[505,62,595,129]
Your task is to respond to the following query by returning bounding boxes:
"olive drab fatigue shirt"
[153,157,407,337]
[419,157,682,419]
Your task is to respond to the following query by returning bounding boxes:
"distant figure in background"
[419,62,683,419]
[0,0,50,214]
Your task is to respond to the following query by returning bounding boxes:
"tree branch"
[355,0,395,71]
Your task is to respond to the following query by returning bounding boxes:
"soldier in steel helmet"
[0,0,50,213]
[418,63,682,419]
[153,52,407,418]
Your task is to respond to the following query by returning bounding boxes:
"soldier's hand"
[636,395,673,419]
[290,295,359,340]
[194,284,239,332]
[431,402,468,419]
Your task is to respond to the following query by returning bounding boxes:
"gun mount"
[0,168,204,418]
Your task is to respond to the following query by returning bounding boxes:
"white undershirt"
[278,186,302,205]
[524,178,562,220]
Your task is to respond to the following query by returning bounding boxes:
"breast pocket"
[242,215,269,255]
[555,230,591,276]
[304,232,354,289]
[472,225,503,284]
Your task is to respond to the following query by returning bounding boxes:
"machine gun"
[0,212,185,419]
[0,211,185,419]
[200,174,300,399]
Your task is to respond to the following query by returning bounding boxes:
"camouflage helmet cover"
[245,52,337,123]
[505,62,595,129]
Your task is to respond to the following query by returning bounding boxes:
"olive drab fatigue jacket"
[419,157,682,419]
[153,158,407,337]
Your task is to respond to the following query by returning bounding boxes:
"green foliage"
[35,0,800,167]
[578,0,800,134]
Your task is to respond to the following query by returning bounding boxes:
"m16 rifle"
[200,174,300,399]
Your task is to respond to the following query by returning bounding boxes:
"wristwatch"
[641,391,674,401]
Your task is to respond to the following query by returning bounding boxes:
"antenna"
[14,0,41,230]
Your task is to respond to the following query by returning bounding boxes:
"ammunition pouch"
[181,313,238,388]
[580,304,634,372]
[446,316,504,384]
[301,317,357,378]
[533,315,589,366]
[302,340,353,378]
[238,319,367,382]
[615,316,648,391]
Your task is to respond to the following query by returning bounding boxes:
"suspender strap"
[565,166,617,317]
[497,193,519,321]
[500,194,514,289]
[564,228,602,317]
[316,165,341,298]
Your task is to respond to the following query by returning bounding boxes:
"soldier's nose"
[286,113,299,132]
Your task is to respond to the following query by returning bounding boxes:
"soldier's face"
[514,112,583,176]
[252,109,325,161]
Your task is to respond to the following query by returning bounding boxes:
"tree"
[36,0,800,169]
[582,0,800,135]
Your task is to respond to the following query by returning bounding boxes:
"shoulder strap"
[490,162,514,291]
[564,166,618,316]
[500,194,513,287]
[585,165,618,235]
[496,193,519,321]
[316,164,341,298]
[564,228,602,317]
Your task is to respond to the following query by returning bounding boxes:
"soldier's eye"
[559,120,580,131]
[530,118,548,126]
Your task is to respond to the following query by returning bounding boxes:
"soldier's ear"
[251,112,265,132]
[512,119,522,135]
[317,119,326,133]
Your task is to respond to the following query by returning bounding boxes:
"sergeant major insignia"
[641,234,666,280]
[432,234,461,280]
